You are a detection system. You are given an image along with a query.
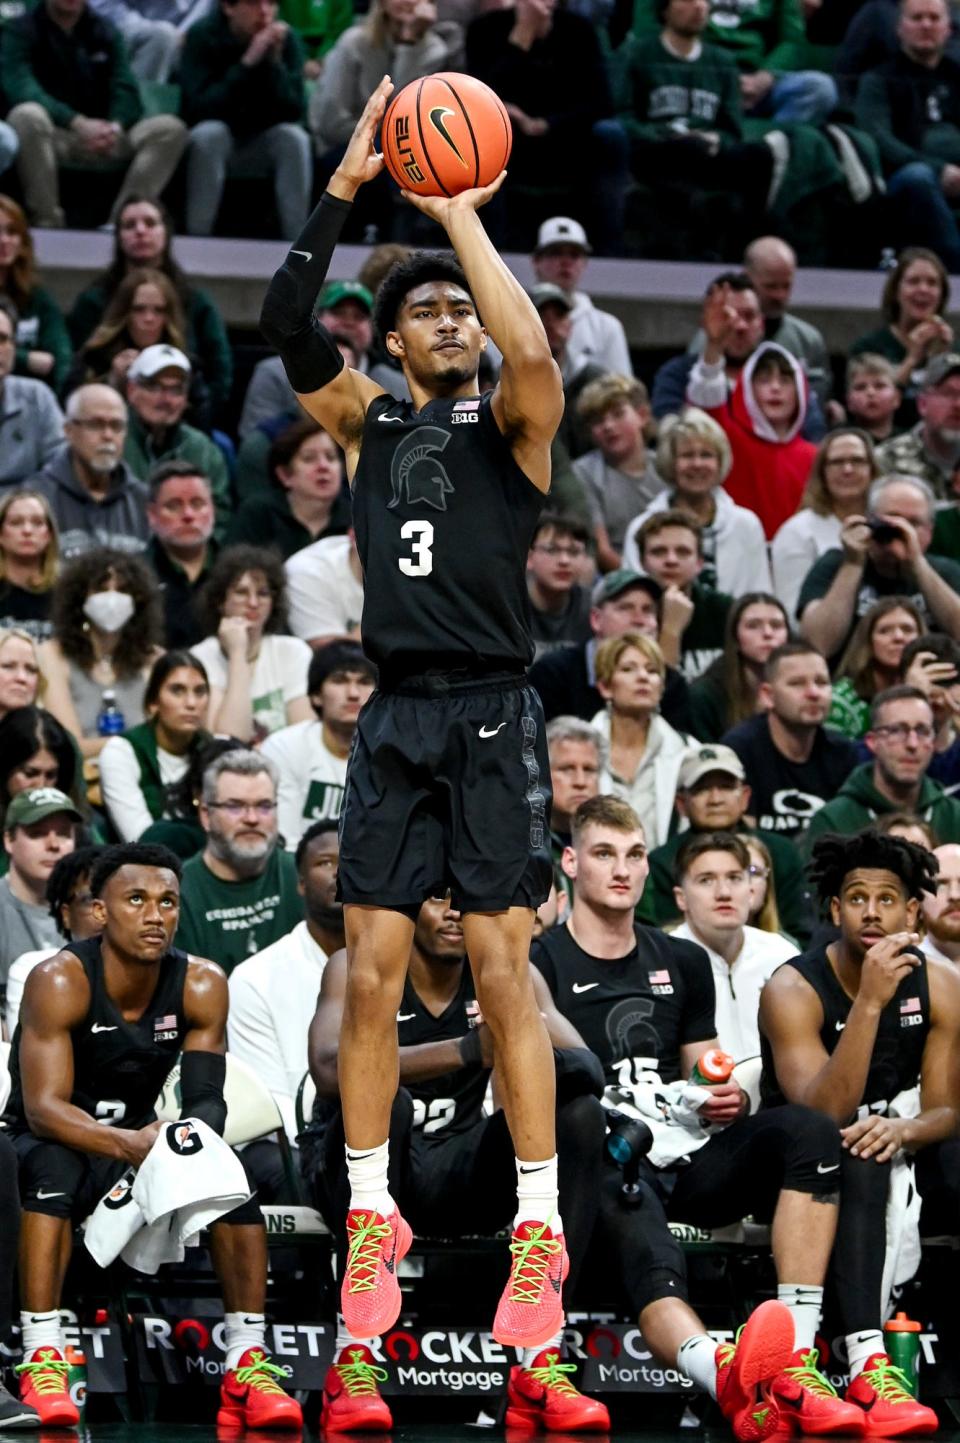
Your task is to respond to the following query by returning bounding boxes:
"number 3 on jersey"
[399,520,434,577]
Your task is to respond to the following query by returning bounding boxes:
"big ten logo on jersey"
[451,399,480,425]
[412,1097,457,1134]
[901,995,923,1027]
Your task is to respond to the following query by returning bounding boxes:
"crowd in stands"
[0,0,953,259]
[0,2,955,1427]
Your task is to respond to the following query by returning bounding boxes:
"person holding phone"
[798,474,960,667]
[759,829,960,1437]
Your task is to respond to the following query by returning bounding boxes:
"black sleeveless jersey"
[398,965,489,1139]
[759,945,930,1117]
[531,923,717,1089]
[5,936,189,1135]
[351,391,545,677]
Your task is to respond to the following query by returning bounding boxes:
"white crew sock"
[677,1333,719,1399]
[514,1155,562,1235]
[335,1320,378,1364]
[20,1310,63,1359]
[345,1140,393,1217]
[521,1329,565,1371]
[846,1329,885,1380]
[223,1311,266,1371]
[778,1283,824,1354]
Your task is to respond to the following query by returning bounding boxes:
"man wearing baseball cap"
[531,217,634,380]
[124,345,231,536]
[529,567,692,732]
[640,744,811,943]
[879,352,960,502]
[0,788,81,994]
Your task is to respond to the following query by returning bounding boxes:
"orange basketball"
[381,72,512,199]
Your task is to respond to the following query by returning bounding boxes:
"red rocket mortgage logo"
[173,1319,211,1352]
[384,1330,420,1362]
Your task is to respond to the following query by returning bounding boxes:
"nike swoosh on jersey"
[816,1162,840,1173]
[835,1021,845,1031]
[377,414,404,422]
[397,1013,416,1022]
[478,723,507,738]
[91,1024,118,1033]
[572,982,599,994]
[35,1190,65,1200]
[290,248,312,261]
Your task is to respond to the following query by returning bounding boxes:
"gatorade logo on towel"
[166,1122,203,1157]
[104,1170,136,1211]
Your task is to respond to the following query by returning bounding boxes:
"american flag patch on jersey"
[649,970,671,985]
[453,398,480,411]
[900,996,921,1014]
[154,1014,178,1040]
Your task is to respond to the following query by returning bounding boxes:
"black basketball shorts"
[337,671,553,916]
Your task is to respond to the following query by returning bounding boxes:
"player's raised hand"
[859,931,921,1010]
[333,76,393,196]
[400,170,507,226]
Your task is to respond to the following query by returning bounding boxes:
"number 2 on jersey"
[399,520,434,577]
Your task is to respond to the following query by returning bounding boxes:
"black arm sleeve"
[180,1050,227,1137]
[259,192,352,395]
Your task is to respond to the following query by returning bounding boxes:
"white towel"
[881,1087,923,1319]
[84,1118,253,1273]
[602,1077,720,1169]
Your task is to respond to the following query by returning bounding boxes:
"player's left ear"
[560,845,577,880]
[91,896,108,930]
[829,894,840,927]
[385,328,404,360]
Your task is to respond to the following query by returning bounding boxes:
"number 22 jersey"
[351,391,545,678]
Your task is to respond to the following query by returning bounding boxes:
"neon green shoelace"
[784,1348,841,1398]
[346,1213,392,1295]
[15,1350,69,1396]
[336,1350,389,1397]
[508,1222,562,1305]
[233,1350,291,1395]
[861,1358,915,1404]
[526,1351,579,1397]
[716,1320,748,1371]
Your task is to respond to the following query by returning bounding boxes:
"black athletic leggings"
[598,1103,841,1315]
[833,1139,960,1333]
[305,1090,606,1296]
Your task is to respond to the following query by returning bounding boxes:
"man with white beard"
[921,842,960,965]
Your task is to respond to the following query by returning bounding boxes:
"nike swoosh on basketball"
[478,723,507,738]
[572,982,599,994]
[397,1013,416,1022]
[816,1162,840,1173]
[290,248,312,260]
[428,106,466,164]
[91,1024,117,1033]
[35,1190,65,1200]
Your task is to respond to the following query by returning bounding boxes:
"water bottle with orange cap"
[883,1313,921,1397]
[689,1048,735,1088]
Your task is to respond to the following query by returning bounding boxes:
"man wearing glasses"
[175,749,302,975]
[123,345,231,537]
[27,382,149,558]
[526,513,594,660]
[806,685,960,849]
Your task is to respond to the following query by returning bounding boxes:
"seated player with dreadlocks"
[760,830,960,1437]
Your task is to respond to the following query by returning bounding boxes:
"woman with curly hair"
[66,196,232,415]
[0,490,59,640]
[190,545,313,744]
[65,268,211,428]
[0,195,71,391]
[38,548,164,758]
[827,596,922,739]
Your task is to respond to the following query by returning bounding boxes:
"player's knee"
[556,1093,605,1159]
[841,1146,891,1206]
[345,953,406,1015]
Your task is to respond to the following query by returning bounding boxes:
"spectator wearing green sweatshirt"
[805,684,960,850]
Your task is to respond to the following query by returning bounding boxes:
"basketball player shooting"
[261,76,566,1349]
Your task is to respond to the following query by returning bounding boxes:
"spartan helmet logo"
[388,426,454,512]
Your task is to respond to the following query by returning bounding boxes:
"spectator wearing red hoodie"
[686,283,816,539]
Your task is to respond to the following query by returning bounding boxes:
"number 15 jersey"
[351,391,545,679]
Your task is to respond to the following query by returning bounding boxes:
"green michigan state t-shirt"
[175,848,303,975]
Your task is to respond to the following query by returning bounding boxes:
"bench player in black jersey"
[4,843,302,1431]
[302,893,609,1433]
[533,795,869,1442]
[260,77,566,1350]
[760,831,960,1438]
